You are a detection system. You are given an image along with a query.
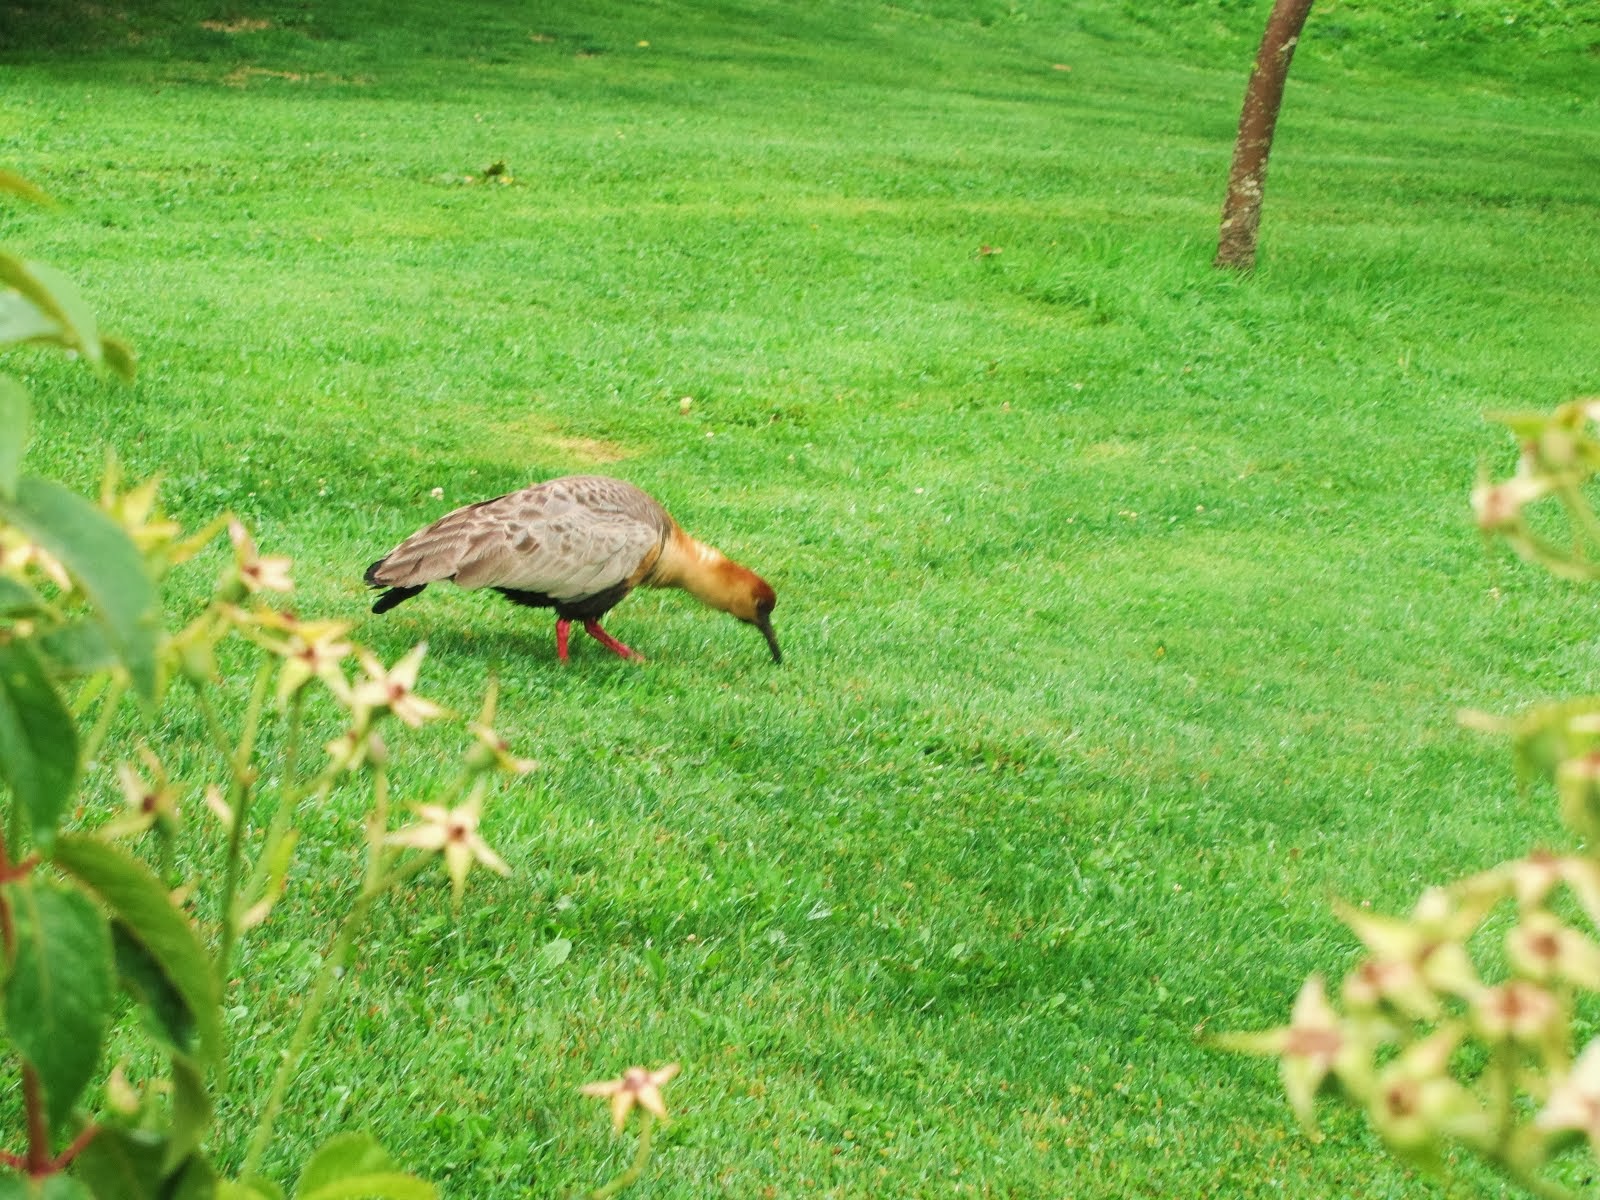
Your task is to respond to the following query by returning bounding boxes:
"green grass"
[5,0,1600,1194]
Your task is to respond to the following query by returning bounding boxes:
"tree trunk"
[1214,0,1316,271]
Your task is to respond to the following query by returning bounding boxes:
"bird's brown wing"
[370,478,668,602]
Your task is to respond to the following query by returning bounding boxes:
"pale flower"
[1366,1027,1491,1156]
[326,727,386,774]
[104,1062,141,1117]
[1507,910,1600,990]
[1463,850,1600,932]
[1537,1037,1600,1148]
[103,747,179,839]
[1216,975,1376,1139]
[1338,903,1482,1016]
[1471,472,1547,532]
[1484,849,1600,913]
[1557,752,1600,842]
[352,643,445,728]
[164,610,226,686]
[1504,849,1572,907]
[580,1064,681,1131]
[268,618,354,703]
[468,720,537,776]
[100,471,182,556]
[385,785,510,903]
[228,518,294,594]
[1470,980,1565,1059]
[467,679,537,776]
[203,783,235,832]
[0,528,72,592]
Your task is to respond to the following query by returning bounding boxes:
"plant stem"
[240,690,306,918]
[21,1065,50,1173]
[0,853,45,1176]
[235,656,275,768]
[239,853,432,1179]
[205,659,275,981]
[1497,1162,1576,1200]
[77,674,127,768]
[0,854,37,885]
[364,759,392,893]
[49,1123,100,1171]
[1465,1049,1576,1200]
[0,851,12,973]
[589,1114,654,1200]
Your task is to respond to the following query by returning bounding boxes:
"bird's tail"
[370,584,425,614]
[365,557,426,614]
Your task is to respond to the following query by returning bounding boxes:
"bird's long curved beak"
[756,613,782,664]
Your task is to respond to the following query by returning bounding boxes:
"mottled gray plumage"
[364,474,781,663]
[366,476,669,605]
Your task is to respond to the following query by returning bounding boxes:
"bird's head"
[714,564,781,664]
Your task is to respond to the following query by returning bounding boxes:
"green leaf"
[163,1054,213,1174]
[72,1145,213,1200]
[0,171,55,206]
[219,1180,285,1200]
[0,256,99,364]
[294,1137,438,1200]
[0,374,29,498]
[163,1151,218,1200]
[69,1127,165,1200]
[0,1158,92,1197]
[0,290,63,349]
[3,476,160,703]
[3,879,113,1131]
[643,945,667,986]
[52,835,222,1067]
[0,638,78,848]
[0,573,47,618]
[299,1175,437,1200]
[37,620,119,677]
[100,336,137,384]
[112,921,195,1053]
[297,1133,392,1195]
[535,936,572,971]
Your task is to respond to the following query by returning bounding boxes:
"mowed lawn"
[4,0,1600,1195]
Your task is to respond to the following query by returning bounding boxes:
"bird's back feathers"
[366,476,673,605]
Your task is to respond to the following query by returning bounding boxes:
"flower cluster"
[1227,395,1600,1195]
[70,473,534,913]
[1225,855,1600,1183]
[1472,397,1600,580]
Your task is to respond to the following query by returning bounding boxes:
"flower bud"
[105,1063,142,1117]
[1557,752,1600,842]
[215,571,250,606]
[1470,473,1547,532]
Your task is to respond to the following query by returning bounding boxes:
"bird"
[364,475,780,664]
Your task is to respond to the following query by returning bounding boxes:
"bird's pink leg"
[582,620,641,660]
[555,619,571,663]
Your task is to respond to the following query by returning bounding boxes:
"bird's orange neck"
[649,526,765,618]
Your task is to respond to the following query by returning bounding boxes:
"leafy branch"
[1225,395,1600,1197]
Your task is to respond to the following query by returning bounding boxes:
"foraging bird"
[364,475,780,664]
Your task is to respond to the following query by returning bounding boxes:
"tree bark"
[1214,0,1316,271]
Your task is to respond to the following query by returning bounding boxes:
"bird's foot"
[556,619,572,663]
[583,620,643,661]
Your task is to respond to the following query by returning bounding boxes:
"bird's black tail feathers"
[371,585,425,614]
[365,557,426,614]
